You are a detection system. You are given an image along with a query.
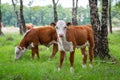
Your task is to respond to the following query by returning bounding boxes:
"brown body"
[66,25,94,47]
[15,26,58,60]
[59,25,94,69]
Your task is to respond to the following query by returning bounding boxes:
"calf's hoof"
[70,67,74,73]
[82,64,87,68]
[89,64,93,68]
[58,67,61,72]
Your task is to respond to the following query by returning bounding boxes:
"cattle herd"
[15,20,94,72]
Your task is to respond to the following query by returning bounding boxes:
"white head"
[52,20,71,38]
[15,46,26,60]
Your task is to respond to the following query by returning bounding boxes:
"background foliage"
[1,3,120,27]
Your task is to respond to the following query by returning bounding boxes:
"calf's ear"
[66,22,72,27]
[50,22,56,27]
[31,24,34,27]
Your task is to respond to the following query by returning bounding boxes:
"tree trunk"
[12,0,23,34]
[20,0,26,33]
[52,0,59,22]
[28,1,33,23]
[101,0,111,58]
[89,0,111,59]
[0,0,3,35]
[72,0,78,25]
[89,0,102,58]
[109,0,112,33]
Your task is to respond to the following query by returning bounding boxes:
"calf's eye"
[56,26,58,29]
[64,27,67,29]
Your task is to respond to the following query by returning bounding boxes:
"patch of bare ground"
[2,27,19,34]
[1,27,120,34]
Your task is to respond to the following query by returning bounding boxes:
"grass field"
[0,31,120,80]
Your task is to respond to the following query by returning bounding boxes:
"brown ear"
[66,22,72,26]
[18,46,22,50]
[31,24,34,27]
[50,22,56,27]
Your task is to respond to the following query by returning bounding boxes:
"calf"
[51,20,94,72]
[15,26,58,60]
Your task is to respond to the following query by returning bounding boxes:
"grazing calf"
[15,26,58,60]
[51,20,94,72]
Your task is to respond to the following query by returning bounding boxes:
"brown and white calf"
[51,20,94,72]
[15,26,58,60]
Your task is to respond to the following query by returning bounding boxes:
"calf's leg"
[31,46,39,59]
[36,46,40,59]
[69,51,75,72]
[58,51,65,71]
[89,47,94,67]
[88,34,94,67]
[81,48,87,68]
[50,44,58,59]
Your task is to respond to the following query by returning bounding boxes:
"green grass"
[0,31,120,80]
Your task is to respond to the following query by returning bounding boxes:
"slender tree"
[0,0,1,22]
[0,0,3,35]
[101,0,111,58]
[109,0,112,33]
[89,0,102,58]
[28,0,33,23]
[20,0,26,33]
[72,0,78,25]
[12,0,22,34]
[52,0,59,22]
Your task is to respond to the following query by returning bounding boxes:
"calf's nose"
[59,34,64,37]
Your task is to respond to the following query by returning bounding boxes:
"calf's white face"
[54,20,73,52]
[15,46,26,60]
[55,20,67,38]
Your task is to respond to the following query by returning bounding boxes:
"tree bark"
[28,1,33,23]
[101,0,111,58]
[89,0,111,59]
[89,0,102,58]
[108,0,112,33]
[20,0,26,33]
[12,0,23,34]
[0,0,3,35]
[52,0,59,22]
[72,0,78,25]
